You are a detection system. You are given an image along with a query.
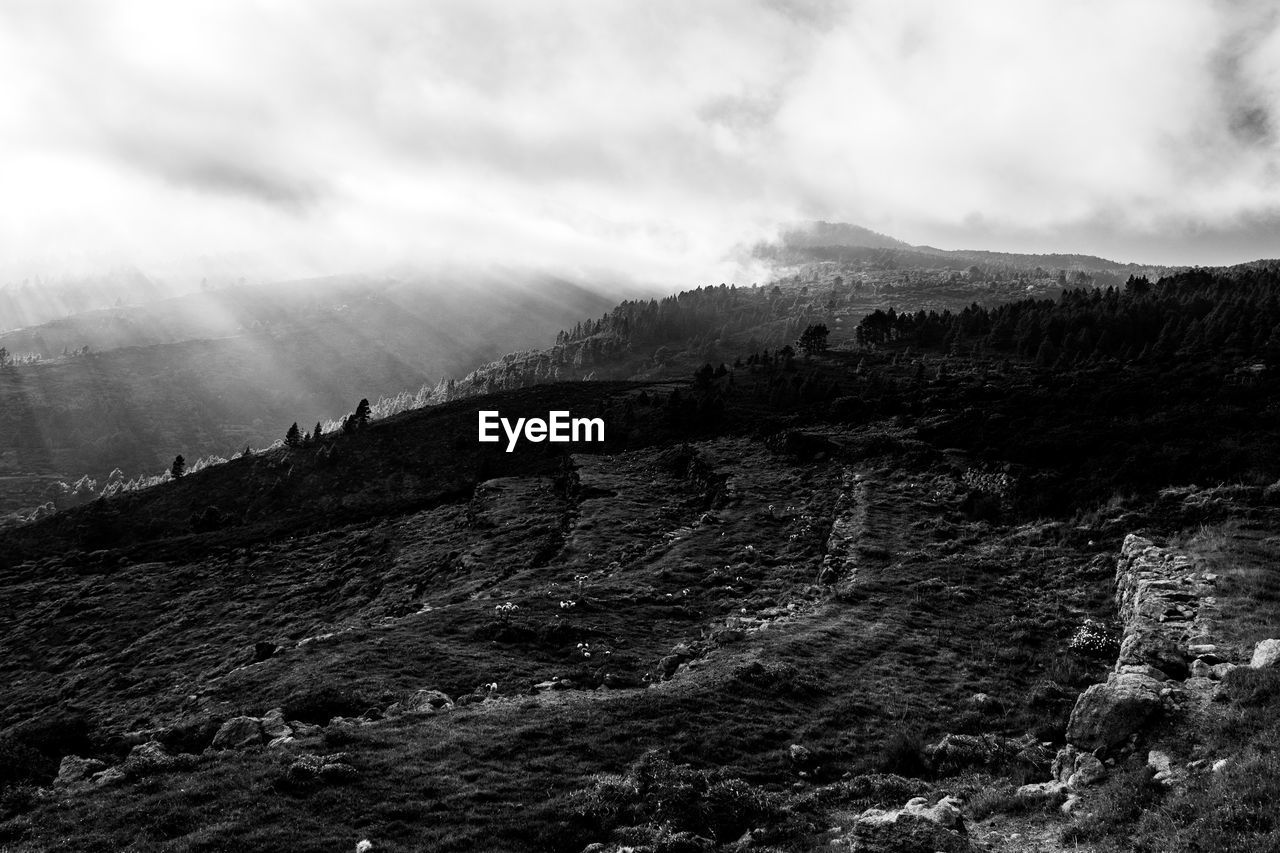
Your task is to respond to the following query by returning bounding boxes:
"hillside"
[0,273,619,521]
[1,261,1280,852]
[754,221,1171,281]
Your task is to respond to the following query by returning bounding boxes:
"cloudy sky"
[1,0,1279,287]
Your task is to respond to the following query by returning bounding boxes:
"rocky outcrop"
[1065,671,1164,752]
[849,795,973,852]
[210,716,266,750]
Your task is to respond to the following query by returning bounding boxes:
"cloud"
[0,0,1278,287]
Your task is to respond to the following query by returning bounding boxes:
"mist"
[1,0,1278,297]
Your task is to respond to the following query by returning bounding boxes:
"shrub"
[570,754,783,843]
[879,729,929,778]
[1067,619,1120,660]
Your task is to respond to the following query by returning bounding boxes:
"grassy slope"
[1,344,1277,851]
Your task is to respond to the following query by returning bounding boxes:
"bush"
[879,729,929,778]
[569,754,783,843]
[1067,619,1120,660]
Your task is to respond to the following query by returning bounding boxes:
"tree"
[798,323,830,356]
[353,398,371,429]
[285,422,302,448]
[313,422,323,443]
[171,455,186,479]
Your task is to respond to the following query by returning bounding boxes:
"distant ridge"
[776,221,911,251]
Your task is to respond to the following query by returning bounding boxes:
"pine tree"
[170,455,186,479]
[285,422,302,448]
[353,398,371,429]
[313,422,323,443]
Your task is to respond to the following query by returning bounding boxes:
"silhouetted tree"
[171,455,186,479]
[798,323,830,356]
[353,398,371,429]
[285,422,302,448]
[313,422,323,443]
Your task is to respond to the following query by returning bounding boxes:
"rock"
[91,767,127,788]
[1066,672,1164,752]
[1116,664,1169,681]
[260,708,292,740]
[1147,750,1173,775]
[268,735,296,749]
[902,795,964,829]
[356,841,373,853]
[54,755,107,786]
[850,800,975,853]
[405,689,454,713]
[1210,662,1238,680]
[289,720,322,737]
[1250,639,1280,668]
[658,653,688,679]
[210,715,265,750]
[1212,758,1230,773]
[1016,781,1069,804]
[1066,752,1107,789]
[1061,794,1082,815]
[123,741,176,775]
[789,744,813,766]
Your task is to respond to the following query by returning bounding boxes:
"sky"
[1,0,1279,289]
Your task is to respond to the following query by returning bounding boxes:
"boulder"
[1055,746,1107,788]
[289,720,323,737]
[1067,752,1107,789]
[1016,781,1069,804]
[91,767,127,788]
[902,795,964,829]
[260,708,293,740]
[405,689,454,713]
[1250,639,1280,669]
[210,715,265,750]
[1065,672,1163,752]
[54,755,107,786]
[789,744,813,766]
[850,800,975,853]
[123,741,177,775]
